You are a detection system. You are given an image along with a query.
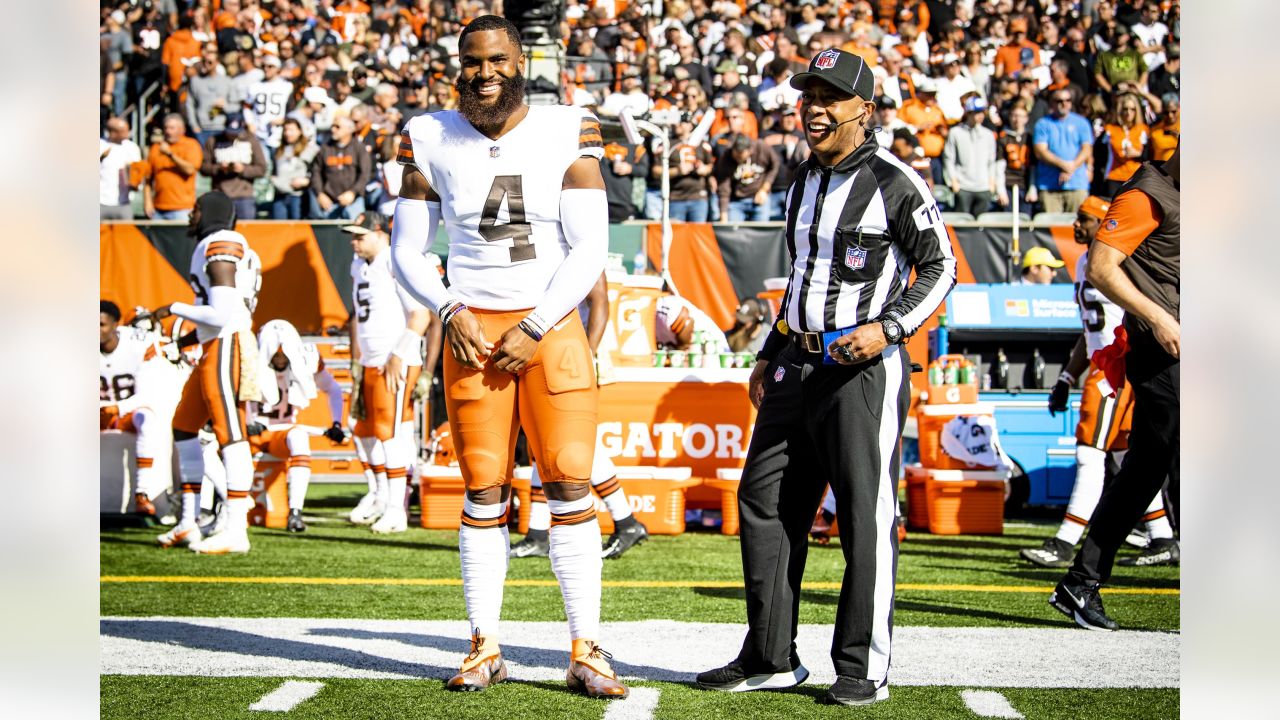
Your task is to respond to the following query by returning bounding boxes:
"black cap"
[342,211,388,235]
[789,49,874,100]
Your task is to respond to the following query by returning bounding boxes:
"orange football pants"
[443,308,597,492]
[353,363,422,441]
[1076,363,1134,451]
[172,335,247,446]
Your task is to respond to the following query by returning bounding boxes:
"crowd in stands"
[100,0,1180,222]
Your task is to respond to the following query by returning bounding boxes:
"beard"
[456,71,527,131]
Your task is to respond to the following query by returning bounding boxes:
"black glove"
[1047,372,1073,416]
[324,422,346,443]
[246,421,266,437]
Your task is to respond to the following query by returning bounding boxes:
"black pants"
[735,342,909,683]
[1068,332,1179,585]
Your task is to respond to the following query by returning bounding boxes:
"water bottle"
[632,250,648,275]
[993,348,1009,389]
[943,359,958,385]
[1030,347,1046,389]
[928,361,944,386]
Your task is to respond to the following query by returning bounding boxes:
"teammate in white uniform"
[248,320,348,532]
[655,295,730,351]
[389,15,627,698]
[100,301,167,514]
[347,211,429,534]
[152,192,260,554]
[1021,196,1176,568]
[244,55,294,153]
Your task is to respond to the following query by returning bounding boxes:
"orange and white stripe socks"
[175,437,205,526]
[1056,445,1107,546]
[284,427,312,511]
[592,475,633,525]
[548,495,603,642]
[357,436,390,505]
[460,497,511,642]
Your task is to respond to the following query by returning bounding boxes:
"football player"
[389,15,627,698]
[100,301,166,514]
[248,319,348,532]
[348,211,430,534]
[151,191,260,554]
[1021,196,1177,568]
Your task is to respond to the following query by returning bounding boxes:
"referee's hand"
[828,325,888,366]
[748,360,769,409]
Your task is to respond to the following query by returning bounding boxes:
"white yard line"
[99,618,1179,689]
[603,687,661,720]
[248,680,326,712]
[961,689,1024,718]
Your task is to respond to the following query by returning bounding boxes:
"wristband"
[517,319,544,342]
[440,302,467,327]
[1057,370,1076,385]
[437,299,461,321]
[392,329,421,360]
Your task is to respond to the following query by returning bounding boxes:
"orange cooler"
[606,273,665,366]
[247,461,287,528]
[418,464,466,529]
[706,468,743,535]
[906,464,1007,535]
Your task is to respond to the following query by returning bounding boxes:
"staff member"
[696,49,957,706]
[1050,147,1180,632]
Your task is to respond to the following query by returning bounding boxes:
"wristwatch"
[879,316,904,345]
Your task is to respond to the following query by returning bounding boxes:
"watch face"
[882,320,901,343]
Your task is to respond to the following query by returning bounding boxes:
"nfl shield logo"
[815,49,840,70]
[845,245,867,270]
[490,146,501,158]
[774,366,786,382]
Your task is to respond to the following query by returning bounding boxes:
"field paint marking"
[603,687,661,720]
[248,680,325,712]
[961,689,1024,718]
[99,576,1179,595]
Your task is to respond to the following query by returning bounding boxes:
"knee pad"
[459,449,505,492]
[285,427,311,457]
[552,441,594,483]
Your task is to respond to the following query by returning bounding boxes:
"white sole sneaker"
[371,512,408,534]
[190,530,251,554]
[350,497,386,525]
[716,665,810,693]
[157,523,203,548]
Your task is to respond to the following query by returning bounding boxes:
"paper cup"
[652,350,668,367]
[669,351,687,368]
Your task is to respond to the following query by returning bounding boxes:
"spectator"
[890,130,933,186]
[1041,58,1084,108]
[349,105,384,160]
[711,106,755,157]
[426,81,457,112]
[1020,247,1064,285]
[160,13,202,107]
[200,113,267,221]
[567,32,614,98]
[225,51,262,110]
[1130,2,1170,72]
[712,62,763,120]
[935,54,978,124]
[840,27,880,70]
[883,21,928,71]
[726,297,771,354]
[309,115,371,220]
[658,118,714,223]
[756,57,801,113]
[1094,25,1147,95]
[1148,42,1180,100]
[601,132,650,223]
[128,11,166,111]
[187,45,234,146]
[712,28,759,82]
[100,116,142,221]
[713,134,778,222]
[762,105,809,219]
[994,17,1042,79]
[271,118,319,219]
[245,55,294,154]
[793,1,825,45]
[1100,93,1150,196]
[899,78,948,182]
[996,104,1037,209]
[368,84,402,136]
[943,96,999,217]
[876,49,918,109]
[959,41,991,99]
[101,10,134,116]
[1056,27,1093,91]
[300,86,336,141]
[1150,94,1179,162]
[873,96,909,148]
[599,68,652,118]
[1033,89,1093,212]
[144,113,203,221]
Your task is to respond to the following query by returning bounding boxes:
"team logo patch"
[815,49,841,70]
[1106,219,1118,230]
[844,245,868,270]
[774,366,786,382]
[490,146,501,158]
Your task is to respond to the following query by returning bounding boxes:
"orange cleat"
[567,639,628,699]
[446,632,507,692]
[135,492,156,516]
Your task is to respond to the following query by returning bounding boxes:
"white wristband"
[1058,370,1076,385]
[392,329,421,361]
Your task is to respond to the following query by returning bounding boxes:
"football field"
[100,485,1180,719]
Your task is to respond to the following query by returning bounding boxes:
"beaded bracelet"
[517,319,544,342]
[440,302,467,327]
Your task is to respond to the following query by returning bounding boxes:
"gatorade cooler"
[418,464,466,529]
[905,464,1008,535]
[510,466,534,534]
[607,466,699,535]
[247,461,286,528]
[606,273,665,367]
[706,468,743,535]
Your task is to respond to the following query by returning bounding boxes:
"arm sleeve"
[885,175,958,336]
[390,197,455,313]
[314,368,346,424]
[169,284,240,329]
[524,188,609,335]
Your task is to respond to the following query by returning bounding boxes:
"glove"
[350,364,366,421]
[324,422,346,443]
[1047,371,1074,416]
[246,421,266,437]
[100,404,120,431]
[411,372,432,403]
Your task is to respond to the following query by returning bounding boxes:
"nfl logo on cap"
[815,49,840,70]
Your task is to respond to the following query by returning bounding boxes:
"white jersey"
[1075,250,1123,356]
[258,345,323,424]
[100,327,158,412]
[189,230,255,343]
[244,77,294,148]
[240,246,263,313]
[352,246,426,368]
[397,105,605,311]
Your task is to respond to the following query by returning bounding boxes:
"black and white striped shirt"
[766,136,957,350]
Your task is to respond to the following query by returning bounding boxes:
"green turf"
[100,675,1179,720]
[101,484,1179,630]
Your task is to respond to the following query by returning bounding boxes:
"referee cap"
[790,49,875,100]
[1079,195,1111,220]
[1021,246,1065,269]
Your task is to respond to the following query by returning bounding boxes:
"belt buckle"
[802,332,823,353]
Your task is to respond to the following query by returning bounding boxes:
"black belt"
[789,330,827,354]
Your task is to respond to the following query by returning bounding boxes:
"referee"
[696,49,956,706]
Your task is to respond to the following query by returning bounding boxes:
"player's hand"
[445,309,492,370]
[1153,312,1180,359]
[491,324,538,374]
[748,359,769,409]
[323,422,347,443]
[246,421,266,437]
[383,353,405,396]
[100,405,120,431]
[152,304,173,321]
[828,324,887,366]
[411,372,432,402]
[1048,378,1071,416]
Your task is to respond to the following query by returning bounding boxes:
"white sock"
[594,476,633,522]
[353,433,377,495]
[357,436,388,502]
[130,409,161,499]
[1056,445,1106,545]
[548,495,603,641]
[459,498,511,640]
[528,498,551,532]
[285,427,312,511]
[202,439,227,510]
[175,437,204,525]
[221,441,255,495]
[1143,495,1174,540]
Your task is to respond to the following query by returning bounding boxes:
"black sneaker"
[695,652,808,692]
[1119,538,1180,567]
[287,509,307,533]
[825,676,889,706]
[602,521,649,559]
[509,533,549,558]
[1049,578,1119,631]
[1020,537,1075,568]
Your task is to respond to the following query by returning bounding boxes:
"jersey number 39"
[480,175,535,263]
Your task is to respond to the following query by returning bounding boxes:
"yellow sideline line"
[99,576,1179,595]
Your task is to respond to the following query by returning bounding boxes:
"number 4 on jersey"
[480,175,536,263]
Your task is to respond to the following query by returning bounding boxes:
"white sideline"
[603,687,661,720]
[961,689,1024,718]
[248,680,325,712]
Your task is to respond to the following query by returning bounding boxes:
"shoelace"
[464,632,483,663]
[586,642,614,661]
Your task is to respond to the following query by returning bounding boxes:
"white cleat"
[371,509,408,534]
[189,528,251,554]
[349,493,385,525]
[156,521,203,548]
[198,503,230,538]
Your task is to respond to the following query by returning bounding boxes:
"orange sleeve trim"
[1095,188,1162,257]
[395,127,415,165]
[206,243,246,260]
[578,116,604,149]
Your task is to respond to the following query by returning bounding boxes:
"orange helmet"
[428,422,455,466]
